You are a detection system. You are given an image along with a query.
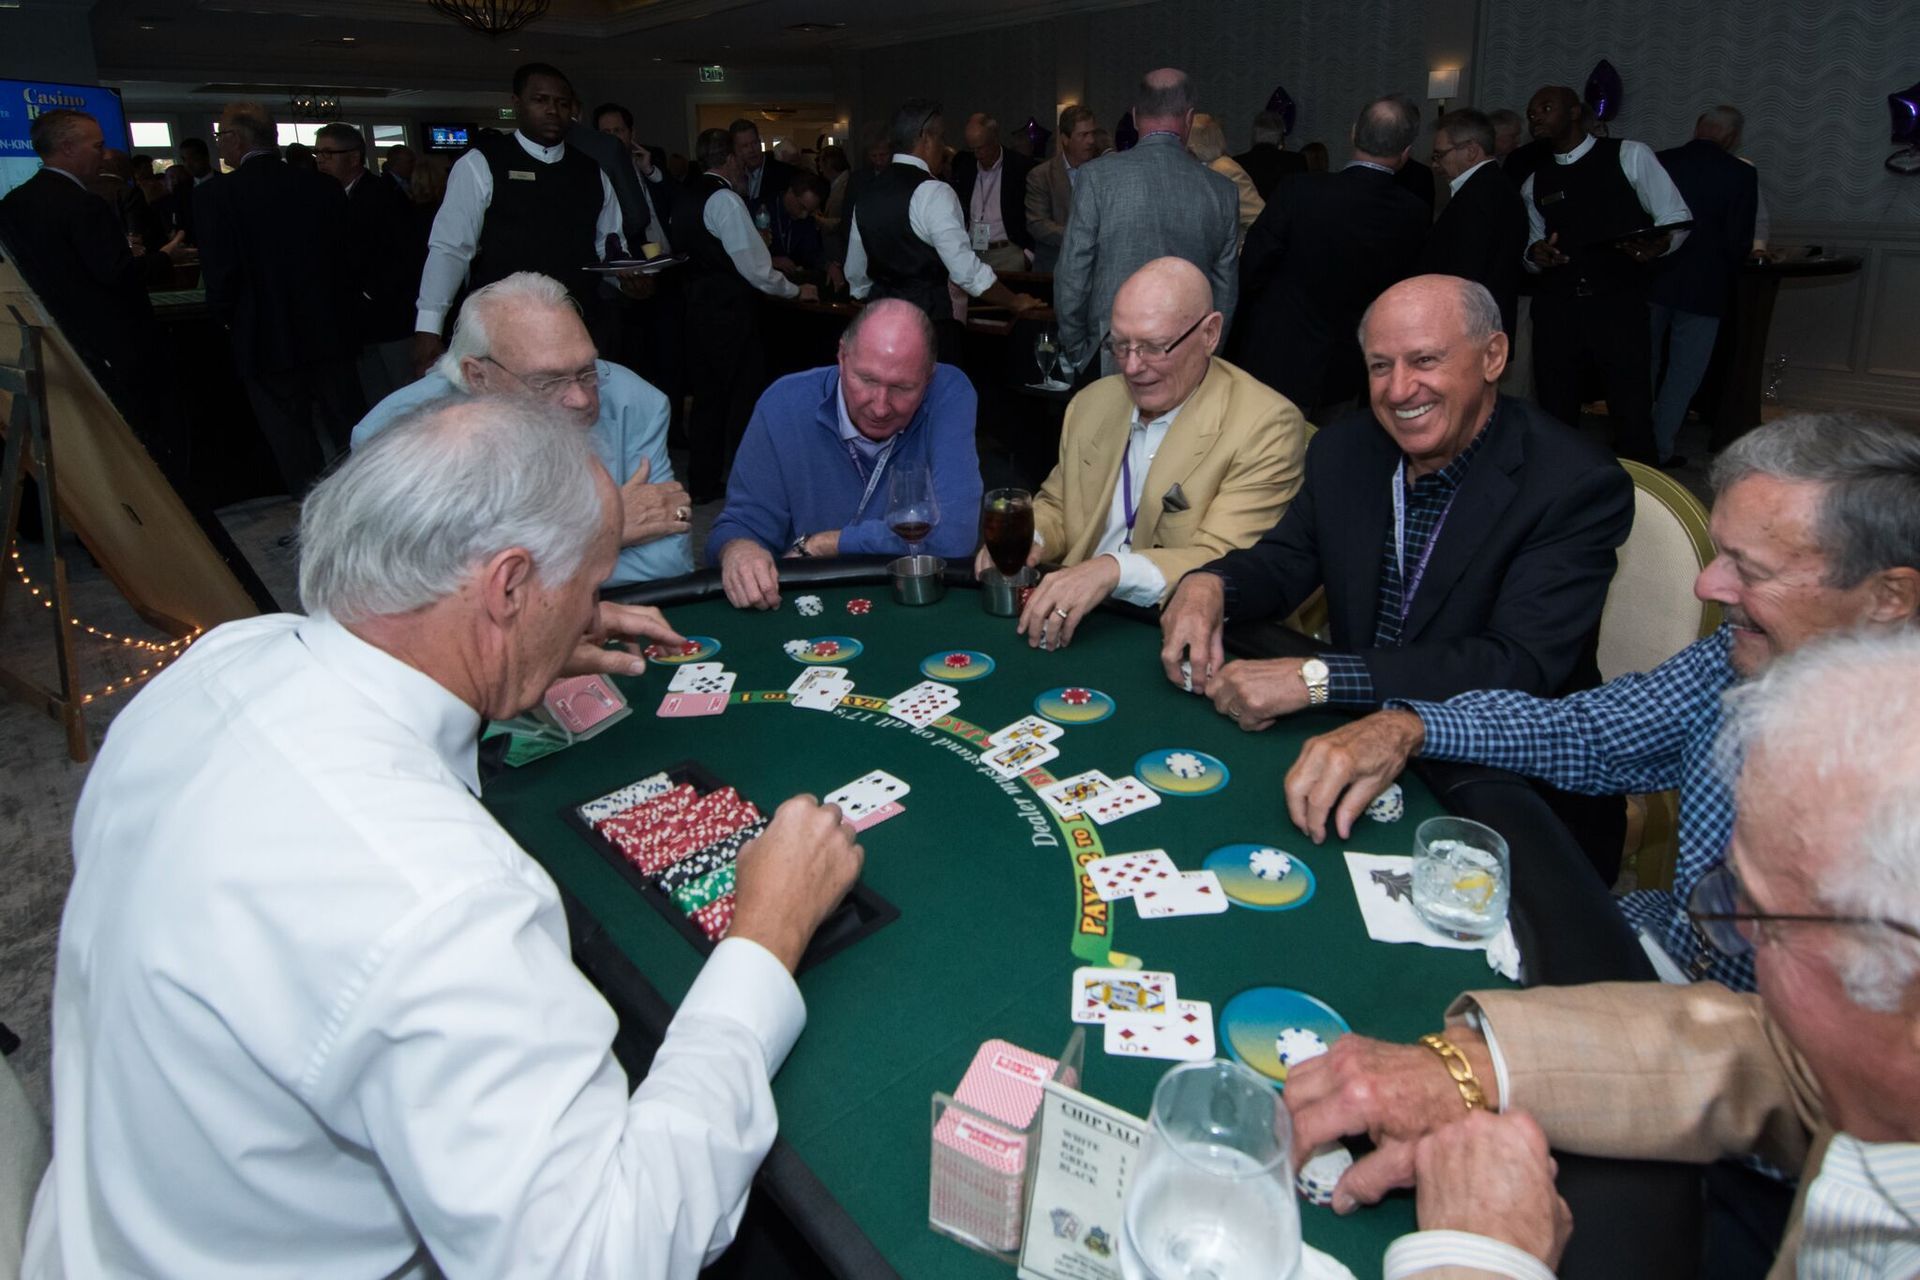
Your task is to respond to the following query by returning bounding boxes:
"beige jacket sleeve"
[1026,161,1067,248]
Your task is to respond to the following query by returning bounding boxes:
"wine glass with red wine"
[887,462,939,558]
[981,488,1034,579]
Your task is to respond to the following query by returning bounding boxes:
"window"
[275,123,327,147]
[371,123,408,147]
[129,121,173,150]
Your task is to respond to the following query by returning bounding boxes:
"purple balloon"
[1584,59,1623,123]
[1025,116,1052,157]
[1115,111,1138,152]
[1891,82,1920,145]
[1264,85,1298,138]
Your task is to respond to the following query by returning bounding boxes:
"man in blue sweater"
[707,299,983,609]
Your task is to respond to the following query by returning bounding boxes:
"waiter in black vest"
[845,99,1039,365]
[410,62,628,376]
[1520,85,1690,463]
[670,128,820,503]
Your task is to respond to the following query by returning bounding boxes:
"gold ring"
[675,506,689,522]
[1053,606,1070,619]
[1228,704,1242,718]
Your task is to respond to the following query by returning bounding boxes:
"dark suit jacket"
[1418,161,1530,335]
[1208,396,1632,702]
[1231,166,1429,411]
[1396,156,1438,211]
[1651,139,1758,318]
[1233,143,1307,201]
[193,153,357,373]
[948,147,1036,250]
[746,156,797,219]
[1503,139,1550,188]
[345,171,424,344]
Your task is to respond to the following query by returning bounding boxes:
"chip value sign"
[699,65,725,82]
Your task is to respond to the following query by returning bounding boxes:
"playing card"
[1084,849,1180,902]
[792,677,853,711]
[1135,870,1230,918]
[787,665,849,696]
[674,670,735,697]
[1038,769,1114,820]
[668,662,723,692]
[656,691,728,717]
[825,769,911,820]
[1104,999,1216,1061]
[851,800,904,832]
[1070,966,1177,1024]
[979,738,1061,779]
[985,715,1064,748]
[541,675,629,739]
[885,679,960,729]
[1085,775,1162,825]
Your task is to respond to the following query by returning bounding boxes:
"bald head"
[1109,257,1220,415]
[1526,85,1586,151]
[1134,68,1196,137]
[1360,274,1507,475]
[838,299,937,440]
[963,112,1002,165]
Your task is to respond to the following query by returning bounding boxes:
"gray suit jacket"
[1025,152,1074,273]
[1054,134,1239,370]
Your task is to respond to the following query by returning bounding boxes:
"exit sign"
[699,65,725,82]
[497,107,515,120]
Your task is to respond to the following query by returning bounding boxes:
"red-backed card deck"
[931,1039,1058,1253]
[656,690,729,717]
[541,675,630,740]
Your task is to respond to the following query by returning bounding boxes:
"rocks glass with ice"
[1411,816,1511,940]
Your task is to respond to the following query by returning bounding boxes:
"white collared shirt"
[1094,400,1185,605]
[415,130,628,335]
[43,165,87,189]
[629,155,670,250]
[845,153,999,300]
[1800,1133,1920,1278]
[1448,157,1496,197]
[701,178,800,298]
[1520,133,1692,270]
[968,149,1008,242]
[835,382,890,462]
[22,611,803,1279]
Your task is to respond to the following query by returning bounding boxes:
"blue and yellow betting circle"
[1219,987,1351,1088]
[1203,842,1316,911]
[919,649,996,681]
[1135,748,1231,797]
[1034,686,1116,724]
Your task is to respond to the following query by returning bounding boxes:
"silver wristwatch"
[1301,658,1331,707]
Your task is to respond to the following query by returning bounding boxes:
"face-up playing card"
[672,669,735,696]
[1104,999,1216,1061]
[1084,849,1180,902]
[1039,769,1115,820]
[886,679,961,729]
[668,661,723,692]
[788,665,850,696]
[1071,966,1177,1024]
[1135,869,1230,918]
[825,769,911,820]
[986,715,1064,749]
[980,738,1061,780]
[1085,775,1163,826]
[851,800,904,832]
[792,677,853,712]
[656,691,728,717]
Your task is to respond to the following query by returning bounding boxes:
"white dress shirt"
[845,154,999,299]
[968,150,1008,242]
[1092,401,1184,605]
[631,156,670,251]
[22,612,803,1279]
[415,131,627,335]
[1520,134,1691,270]
[702,180,800,298]
[1800,1134,1920,1278]
[1448,157,1496,197]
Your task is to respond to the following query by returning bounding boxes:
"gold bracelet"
[1418,1033,1488,1112]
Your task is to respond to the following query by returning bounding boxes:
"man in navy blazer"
[1419,109,1529,338]
[1650,106,1759,468]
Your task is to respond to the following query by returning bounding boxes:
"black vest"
[469,132,604,308]
[853,162,949,319]
[1530,137,1651,297]
[670,172,756,320]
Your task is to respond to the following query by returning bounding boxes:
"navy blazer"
[1651,139,1758,318]
[948,147,1036,250]
[1418,161,1530,337]
[1207,396,1633,702]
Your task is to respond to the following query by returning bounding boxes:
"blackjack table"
[479,563,1698,1280]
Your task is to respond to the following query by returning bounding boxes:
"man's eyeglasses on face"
[312,148,359,159]
[1430,145,1464,163]
[1686,861,1920,959]
[1099,314,1208,364]
[481,356,604,399]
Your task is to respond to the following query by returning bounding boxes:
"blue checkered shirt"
[1389,625,1752,991]
[1320,415,1496,707]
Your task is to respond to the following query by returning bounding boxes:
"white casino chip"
[782,639,809,656]
[1165,751,1207,779]
[1296,1142,1353,1205]
[1248,847,1292,882]
[1365,782,1405,822]
[1274,1026,1328,1069]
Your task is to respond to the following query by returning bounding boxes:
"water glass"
[1411,816,1511,940]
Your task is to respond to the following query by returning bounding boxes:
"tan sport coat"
[1030,357,1305,603]
[1025,153,1074,271]
[1453,982,1828,1279]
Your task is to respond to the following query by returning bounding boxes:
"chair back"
[1597,462,1720,680]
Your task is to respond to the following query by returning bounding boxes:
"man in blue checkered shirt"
[1284,412,1920,992]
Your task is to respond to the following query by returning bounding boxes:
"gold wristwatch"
[1301,658,1330,706]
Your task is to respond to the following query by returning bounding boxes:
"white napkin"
[1342,852,1521,981]
[1297,1242,1358,1279]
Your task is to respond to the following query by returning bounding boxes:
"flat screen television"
[0,80,130,198]
[424,123,474,151]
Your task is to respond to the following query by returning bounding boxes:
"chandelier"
[428,0,552,36]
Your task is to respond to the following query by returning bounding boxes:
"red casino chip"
[690,893,736,941]
[944,652,972,669]
[847,598,872,615]
[810,640,841,657]
[1062,687,1093,706]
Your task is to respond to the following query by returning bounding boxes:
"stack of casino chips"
[578,774,766,942]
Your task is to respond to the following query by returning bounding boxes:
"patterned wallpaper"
[1473,0,1920,226]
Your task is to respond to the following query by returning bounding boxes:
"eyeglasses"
[312,148,360,158]
[1686,862,1920,959]
[481,355,604,399]
[1099,314,1208,364]
[1430,145,1465,162]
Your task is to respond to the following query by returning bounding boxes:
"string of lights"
[7,545,201,705]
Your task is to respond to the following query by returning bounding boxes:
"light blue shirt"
[349,359,694,587]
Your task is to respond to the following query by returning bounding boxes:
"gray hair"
[220,101,277,151]
[1710,413,1920,588]
[432,271,580,391]
[840,297,936,378]
[1250,111,1286,145]
[298,396,606,623]
[1696,104,1746,148]
[315,121,364,157]
[890,98,943,155]
[1134,69,1195,123]
[1721,629,1920,1011]
[1436,108,1495,157]
[1357,276,1504,346]
[29,109,95,158]
[1187,113,1227,164]
[1353,95,1419,158]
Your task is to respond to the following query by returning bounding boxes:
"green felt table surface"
[480,585,1513,1277]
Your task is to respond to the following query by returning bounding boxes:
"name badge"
[971,222,990,251]
[1538,189,1566,207]
[508,170,538,182]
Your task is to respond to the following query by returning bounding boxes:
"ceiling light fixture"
[427,0,551,37]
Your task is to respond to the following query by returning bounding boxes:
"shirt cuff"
[1383,1231,1558,1280]
[415,308,446,336]
[1385,698,1466,760]
[1318,652,1375,708]
[1457,1005,1511,1116]
[677,937,806,1077]
[1106,551,1166,607]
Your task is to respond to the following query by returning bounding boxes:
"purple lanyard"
[1392,460,1458,621]
[1121,439,1141,549]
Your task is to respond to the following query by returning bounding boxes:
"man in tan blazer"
[975,255,1305,650]
[1281,630,1920,1278]
[1024,104,1097,274]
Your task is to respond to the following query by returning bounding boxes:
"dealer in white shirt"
[21,398,864,1279]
